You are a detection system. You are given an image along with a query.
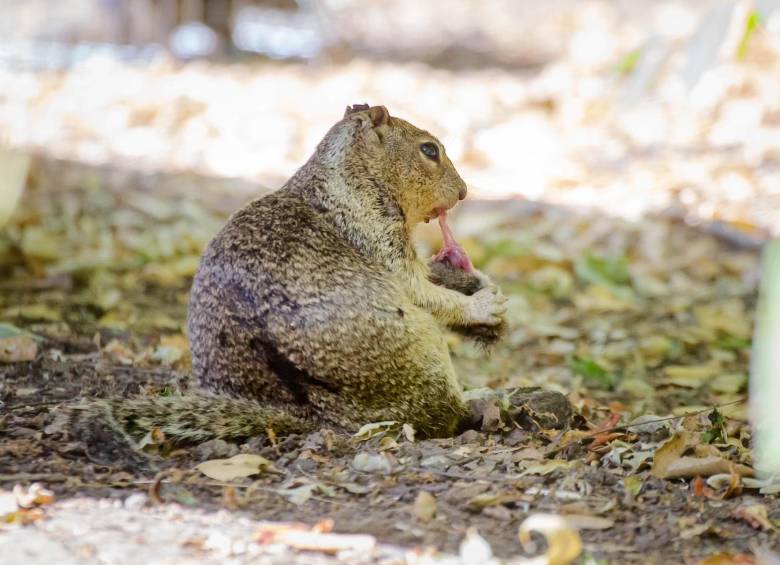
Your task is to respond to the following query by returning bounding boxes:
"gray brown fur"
[72,105,507,444]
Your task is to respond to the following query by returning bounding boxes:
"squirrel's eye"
[420,142,439,161]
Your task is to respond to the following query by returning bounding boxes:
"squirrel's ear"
[368,105,389,128]
[344,103,370,118]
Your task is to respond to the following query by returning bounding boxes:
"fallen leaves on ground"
[652,430,754,480]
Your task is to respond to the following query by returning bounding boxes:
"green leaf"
[700,428,718,444]
[570,356,616,390]
[484,238,531,262]
[715,334,751,351]
[701,407,727,444]
[0,323,36,340]
[575,252,631,287]
[666,338,684,360]
[737,11,762,60]
[616,49,642,75]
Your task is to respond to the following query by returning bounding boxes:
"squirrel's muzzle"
[458,186,467,201]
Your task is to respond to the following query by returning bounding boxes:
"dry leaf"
[0,336,38,363]
[695,553,756,565]
[623,476,644,496]
[1,484,54,530]
[351,452,393,474]
[694,301,751,339]
[651,432,751,479]
[1,507,45,528]
[340,482,373,495]
[413,491,436,522]
[352,421,397,440]
[692,476,718,499]
[698,468,743,499]
[562,514,614,530]
[651,432,691,478]
[680,520,715,540]
[152,333,190,367]
[657,456,753,480]
[10,304,61,322]
[277,482,335,506]
[730,504,776,531]
[518,513,582,565]
[13,484,55,508]
[660,365,721,388]
[467,492,504,511]
[102,339,136,365]
[195,454,277,481]
[378,436,399,451]
[520,460,574,477]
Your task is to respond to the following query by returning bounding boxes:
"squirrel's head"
[325,104,467,225]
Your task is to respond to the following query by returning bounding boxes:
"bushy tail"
[69,393,313,446]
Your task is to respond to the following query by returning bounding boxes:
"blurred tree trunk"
[751,239,780,474]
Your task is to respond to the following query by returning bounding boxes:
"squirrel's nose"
[458,186,467,200]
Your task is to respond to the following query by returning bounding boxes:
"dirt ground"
[0,157,777,564]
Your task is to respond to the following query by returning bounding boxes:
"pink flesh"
[433,210,473,272]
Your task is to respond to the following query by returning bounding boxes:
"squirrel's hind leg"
[353,304,472,438]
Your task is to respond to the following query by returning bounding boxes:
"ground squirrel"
[72,104,510,445]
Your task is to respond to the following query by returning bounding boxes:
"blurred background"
[0,0,779,227]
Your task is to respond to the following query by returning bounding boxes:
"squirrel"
[70,104,510,447]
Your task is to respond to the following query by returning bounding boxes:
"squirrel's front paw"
[466,285,507,325]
